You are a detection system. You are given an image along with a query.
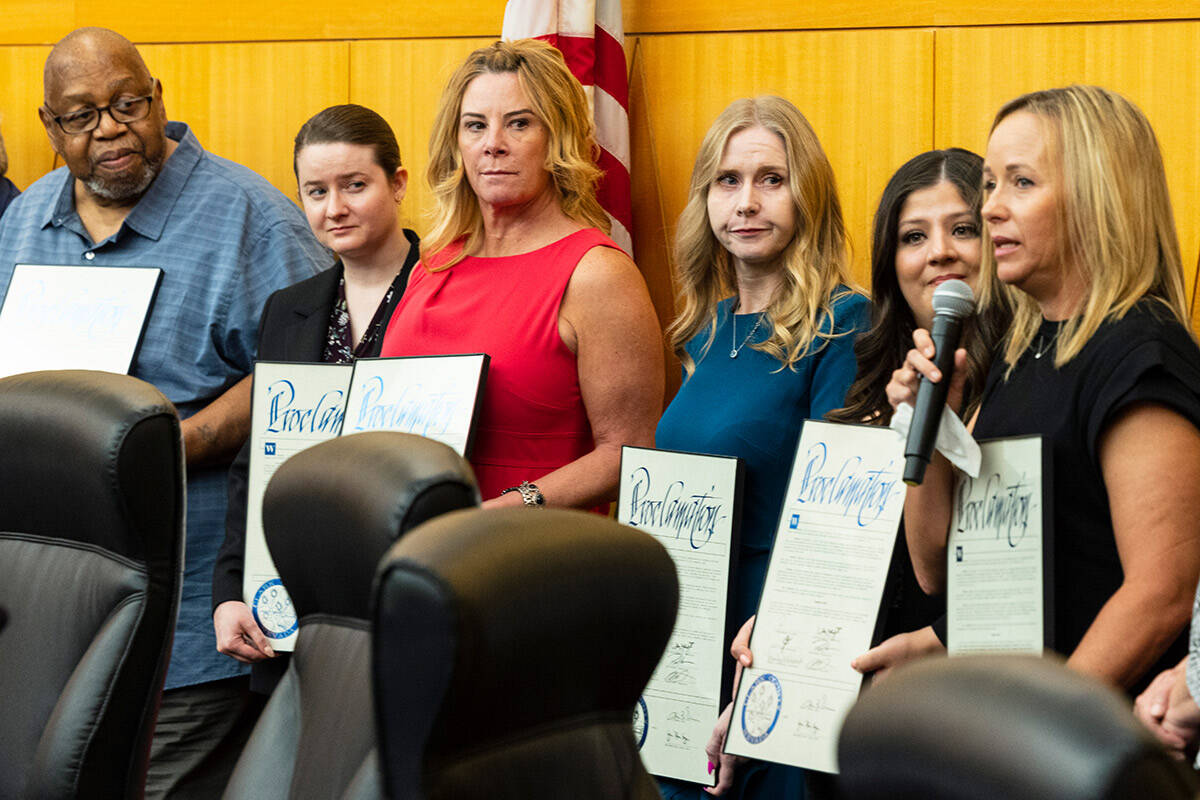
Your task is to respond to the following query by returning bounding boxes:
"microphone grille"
[931,279,975,319]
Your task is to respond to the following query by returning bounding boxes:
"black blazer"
[211,232,418,691]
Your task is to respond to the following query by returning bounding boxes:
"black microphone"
[903,279,976,486]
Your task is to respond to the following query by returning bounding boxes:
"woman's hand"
[888,328,970,596]
[885,328,969,414]
[731,615,755,671]
[851,625,945,685]
[1134,660,1190,753]
[1161,671,1200,760]
[691,616,758,795]
[213,600,276,663]
[703,702,746,795]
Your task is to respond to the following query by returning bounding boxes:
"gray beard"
[83,157,159,203]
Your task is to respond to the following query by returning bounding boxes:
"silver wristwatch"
[500,480,545,507]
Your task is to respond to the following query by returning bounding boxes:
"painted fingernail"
[707,761,715,774]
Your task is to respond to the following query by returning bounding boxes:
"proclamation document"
[341,354,489,457]
[0,264,161,378]
[619,446,743,785]
[725,421,906,773]
[947,435,1051,655]
[242,361,352,651]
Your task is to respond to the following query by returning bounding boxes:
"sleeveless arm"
[485,245,664,508]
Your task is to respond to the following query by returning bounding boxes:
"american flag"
[502,0,633,254]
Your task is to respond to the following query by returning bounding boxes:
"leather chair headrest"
[264,431,478,620]
[837,654,1200,799]
[373,507,678,776]
[0,369,180,562]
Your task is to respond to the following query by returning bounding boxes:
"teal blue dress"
[654,289,867,800]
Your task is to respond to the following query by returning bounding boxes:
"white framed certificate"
[0,263,161,378]
[619,446,743,785]
[947,435,1052,655]
[724,421,906,774]
[341,354,489,457]
[243,361,352,651]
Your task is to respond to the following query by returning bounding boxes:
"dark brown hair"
[828,148,1012,425]
[293,104,402,178]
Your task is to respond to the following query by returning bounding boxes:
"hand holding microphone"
[897,279,976,485]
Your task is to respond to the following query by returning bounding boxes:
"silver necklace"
[730,305,764,358]
[1033,325,1062,359]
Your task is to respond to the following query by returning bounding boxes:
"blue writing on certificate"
[264,379,346,434]
[794,442,900,526]
[349,374,463,436]
[954,472,1033,547]
[626,466,726,550]
[10,278,128,340]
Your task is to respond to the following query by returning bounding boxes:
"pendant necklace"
[1033,325,1062,359]
[730,303,764,358]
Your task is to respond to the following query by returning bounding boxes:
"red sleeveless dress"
[379,228,617,501]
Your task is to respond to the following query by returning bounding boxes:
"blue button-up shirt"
[0,122,330,688]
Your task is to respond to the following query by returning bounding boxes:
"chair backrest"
[837,654,1200,800]
[223,432,478,800]
[0,370,184,799]
[372,507,678,800]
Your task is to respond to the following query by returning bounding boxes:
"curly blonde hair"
[667,96,858,374]
[424,39,608,268]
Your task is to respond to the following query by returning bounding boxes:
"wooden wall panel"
[10,1,1200,44]
[0,46,56,192]
[348,38,493,232]
[636,29,935,289]
[625,1,933,35]
[933,1,1200,27]
[935,22,1200,323]
[0,0,74,46]
[139,42,350,200]
[72,0,504,45]
[627,38,680,400]
[629,1,1200,34]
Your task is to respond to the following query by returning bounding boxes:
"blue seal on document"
[740,673,782,744]
[632,696,649,749]
[251,578,298,639]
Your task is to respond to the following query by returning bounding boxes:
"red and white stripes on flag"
[502,0,633,254]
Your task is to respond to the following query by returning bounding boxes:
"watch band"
[500,480,545,507]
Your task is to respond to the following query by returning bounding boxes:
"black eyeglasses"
[47,94,154,135]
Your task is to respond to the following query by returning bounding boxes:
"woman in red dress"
[380,39,663,509]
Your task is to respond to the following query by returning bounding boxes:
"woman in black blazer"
[211,104,420,691]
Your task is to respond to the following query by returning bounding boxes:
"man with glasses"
[0,27,330,798]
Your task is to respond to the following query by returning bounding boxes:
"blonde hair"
[983,85,1189,371]
[667,96,857,374]
[424,39,608,268]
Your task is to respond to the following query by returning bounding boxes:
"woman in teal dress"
[654,96,868,799]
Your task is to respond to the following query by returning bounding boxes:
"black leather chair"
[0,370,184,799]
[837,654,1200,800]
[372,507,678,800]
[222,432,479,800]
